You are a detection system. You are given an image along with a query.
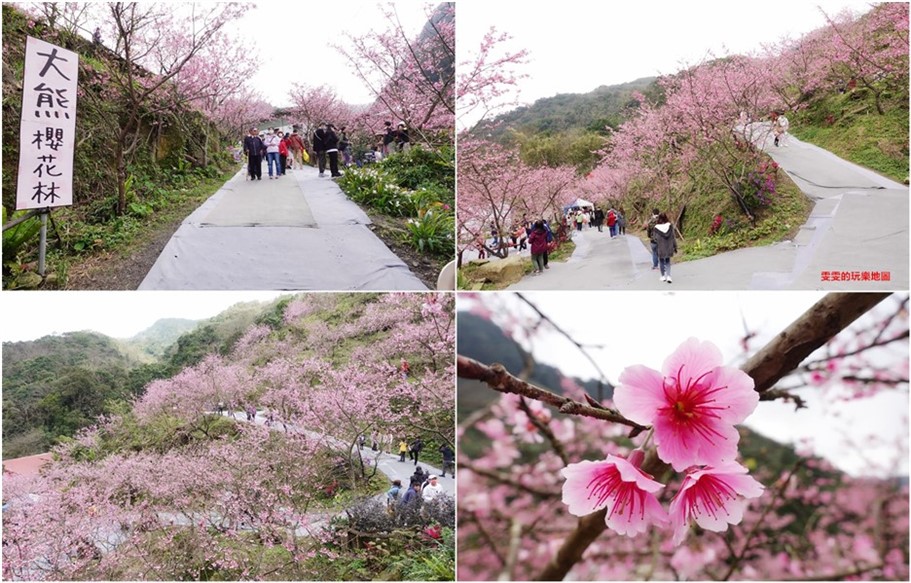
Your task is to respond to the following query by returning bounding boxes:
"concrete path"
[238,410,454,497]
[508,128,908,291]
[139,165,426,290]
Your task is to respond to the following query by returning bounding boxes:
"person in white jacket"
[263,129,282,179]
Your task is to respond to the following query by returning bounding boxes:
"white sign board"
[16,36,79,210]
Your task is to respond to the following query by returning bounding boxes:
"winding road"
[508,127,908,291]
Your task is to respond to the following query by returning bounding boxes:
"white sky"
[0,291,286,341]
[228,1,432,107]
[457,0,877,128]
[457,291,909,478]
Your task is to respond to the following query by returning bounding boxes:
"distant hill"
[480,77,658,141]
[457,311,612,417]
[118,318,199,362]
[2,331,142,458]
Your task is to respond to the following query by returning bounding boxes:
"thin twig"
[457,355,647,435]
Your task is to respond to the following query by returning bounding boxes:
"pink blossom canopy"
[614,338,759,471]
[669,462,765,545]
[561,455,669,537]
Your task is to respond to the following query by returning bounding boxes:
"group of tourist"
[568,206,626,237]
[242,126,309,180]
[242,120,414,179]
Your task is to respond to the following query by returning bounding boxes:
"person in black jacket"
[242,127,264,180]
[324,123,342,178]
[654,212,677,284]
[312,123,327,176]
[439,444,455,477]
[382,120,396,156]
[395,122,410,152]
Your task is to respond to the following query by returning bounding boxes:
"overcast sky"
[458,291,909,478]
[228,2,432,107]
[0,291,286,342]
[457,0,876,128]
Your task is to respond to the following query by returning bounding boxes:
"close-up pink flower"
[669,462,765,545]
[614,338,759,471]
[561,454,668,537]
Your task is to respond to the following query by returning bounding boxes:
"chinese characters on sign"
[15,37,78,210]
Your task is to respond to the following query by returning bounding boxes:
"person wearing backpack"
[542,219,554,269]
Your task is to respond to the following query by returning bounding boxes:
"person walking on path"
[242,128,264,180]
[278,130,289,175]
[528,220,548,274]
[339,126,352,167]
[313,123,327,177]
[654,212,677,283]
[398,439,409,462]
[618,207,627,235]
[542,219,554,269]
[593,208,605,232]
[439,444,455,477]
[606,207,618,237]
[574,210,584,232]
[409,437,424,465]
[325,123,343,178]
[287,129,306,168]
[263,128,282,179]
[646,208,660,270]
[772,111,790,147]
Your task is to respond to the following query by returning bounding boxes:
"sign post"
[15,36,79,275]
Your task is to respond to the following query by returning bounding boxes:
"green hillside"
[457,311,612,417]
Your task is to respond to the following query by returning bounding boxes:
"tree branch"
[742,293,890,393]
[457,355,647,435]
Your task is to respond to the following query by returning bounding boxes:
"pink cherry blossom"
[614,338,758,471]
[669,462,765,545]
[561,455,668,537]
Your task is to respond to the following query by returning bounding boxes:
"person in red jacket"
[527,220,549,274]
[278,131,289,175]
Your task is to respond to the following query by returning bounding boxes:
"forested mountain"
[484,76,658,139]
[2,297,287,458]
[120,318,199,360]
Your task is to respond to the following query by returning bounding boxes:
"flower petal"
[705,366,758,424]
[654,415,741,471]
[662,338,722,387]
[560,460,615,516]
[615,365,666,425]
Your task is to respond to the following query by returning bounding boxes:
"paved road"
[238,410,455,498]
[508,128,908,291]
[139,165,426,290]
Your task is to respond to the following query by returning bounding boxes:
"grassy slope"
[792,91,909,184]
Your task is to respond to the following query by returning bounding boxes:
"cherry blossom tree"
[287,83,355,146]
[457,292,909,580]
[338,3,455,146]
[3,292,455,580]
[97,2,250,214]
[458,137,577,263]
